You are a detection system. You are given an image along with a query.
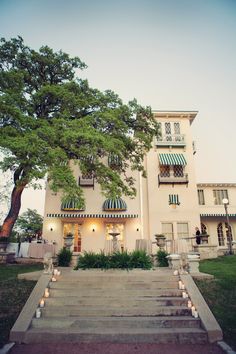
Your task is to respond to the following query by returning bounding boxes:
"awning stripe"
[159,153,187,166]
[201,214,236,217]
[47,213,138,218]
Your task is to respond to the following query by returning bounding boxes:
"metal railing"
[156,134,186,146]
[79,177,94,187]
[158,173,188,185]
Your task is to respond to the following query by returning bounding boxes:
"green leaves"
[0,37,159,221]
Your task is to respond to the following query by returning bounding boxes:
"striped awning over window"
[159,153,187,166]
[61,197,85,211]
[103,198,127,211]
[47,213,138,218]
[169,194,180,205]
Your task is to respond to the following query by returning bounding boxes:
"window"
[162,223,174,241]
[165,122,171,135]
[63,223,82,252]
[217,223,225,246]
[160,165,170,177]
[161,222,174,253]
[177,223,189,239]
[226,223,232,244]
[105,223,125,250]
[174,122,180,135]
[198,190,205,205]
[173,165,184,177]
[201,223,207,234]
[213,190,228,205]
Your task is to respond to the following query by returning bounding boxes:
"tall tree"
[0,36,158,238]
[14,208,43,238]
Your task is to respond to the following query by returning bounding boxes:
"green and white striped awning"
[61,197,85,211]
[169,194,180,205]
[201,214,236,217]
[103,198,127,211]
[159,153,187,166]
[47,213,138,218]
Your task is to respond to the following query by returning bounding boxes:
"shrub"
[75,250,153,270]
[57,247,72,267]
[156,250,168,267]
[76,251,104,269]
[130,250,153,269]
[110,251,131,269]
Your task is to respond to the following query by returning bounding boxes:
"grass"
[196,255,236,350]
[0,263,43,348]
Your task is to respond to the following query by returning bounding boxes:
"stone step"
[58,275,178,282]
[40,305,191,317]
[49,281,179,289]
[44,296,188,307]
[31,316,201,330]
[24,327,208,344]
[48,288,183,297]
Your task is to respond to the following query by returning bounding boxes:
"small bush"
[75,250,153,270]
[76,251,106,269]
[130,250,153,269]
[57,247,72,267]
[156,250,168,267]
[110,251,131,269]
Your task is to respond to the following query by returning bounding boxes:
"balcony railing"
[158,173,188,185]
[156,134,186,147]
[79,176,94,187]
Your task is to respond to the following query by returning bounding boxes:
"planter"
[155,234,166,250]
[166,254,181,269]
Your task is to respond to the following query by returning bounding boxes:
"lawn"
[196,255,236,350]
[0,263,43,348]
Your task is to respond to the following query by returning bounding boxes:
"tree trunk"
[0,183,26,238]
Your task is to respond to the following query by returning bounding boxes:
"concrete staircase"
[24,269,208,344]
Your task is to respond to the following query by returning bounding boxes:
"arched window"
[201,223,207,234]
[217,223,225,246]
[225,223,232,243]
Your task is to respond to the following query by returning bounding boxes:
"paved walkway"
[9,342,225,354]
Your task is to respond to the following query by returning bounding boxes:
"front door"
[63,223,82,252]
[105,223,125,251]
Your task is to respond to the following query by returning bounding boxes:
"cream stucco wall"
[42,110,235,257]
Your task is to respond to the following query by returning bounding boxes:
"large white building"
[42,111,236,258]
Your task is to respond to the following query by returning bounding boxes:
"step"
[49,281,179,289]
[24,327,208,344]
[48,288,183,297]
[31,316,201,330]
[57,272,179,283]
[40,305,191,317]
[43,297,188,307]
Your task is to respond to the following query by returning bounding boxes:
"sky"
[0,0,236,217]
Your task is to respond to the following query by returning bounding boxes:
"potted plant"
[64,232,74,249]
[154,234,166,250]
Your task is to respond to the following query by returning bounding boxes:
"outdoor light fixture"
[50,227,53,232]
[222,198,233,255]
[92,228,95,232]
[136,228,139,232]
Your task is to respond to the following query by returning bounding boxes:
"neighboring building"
[42,111,236,257]
[197,183,236,257]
